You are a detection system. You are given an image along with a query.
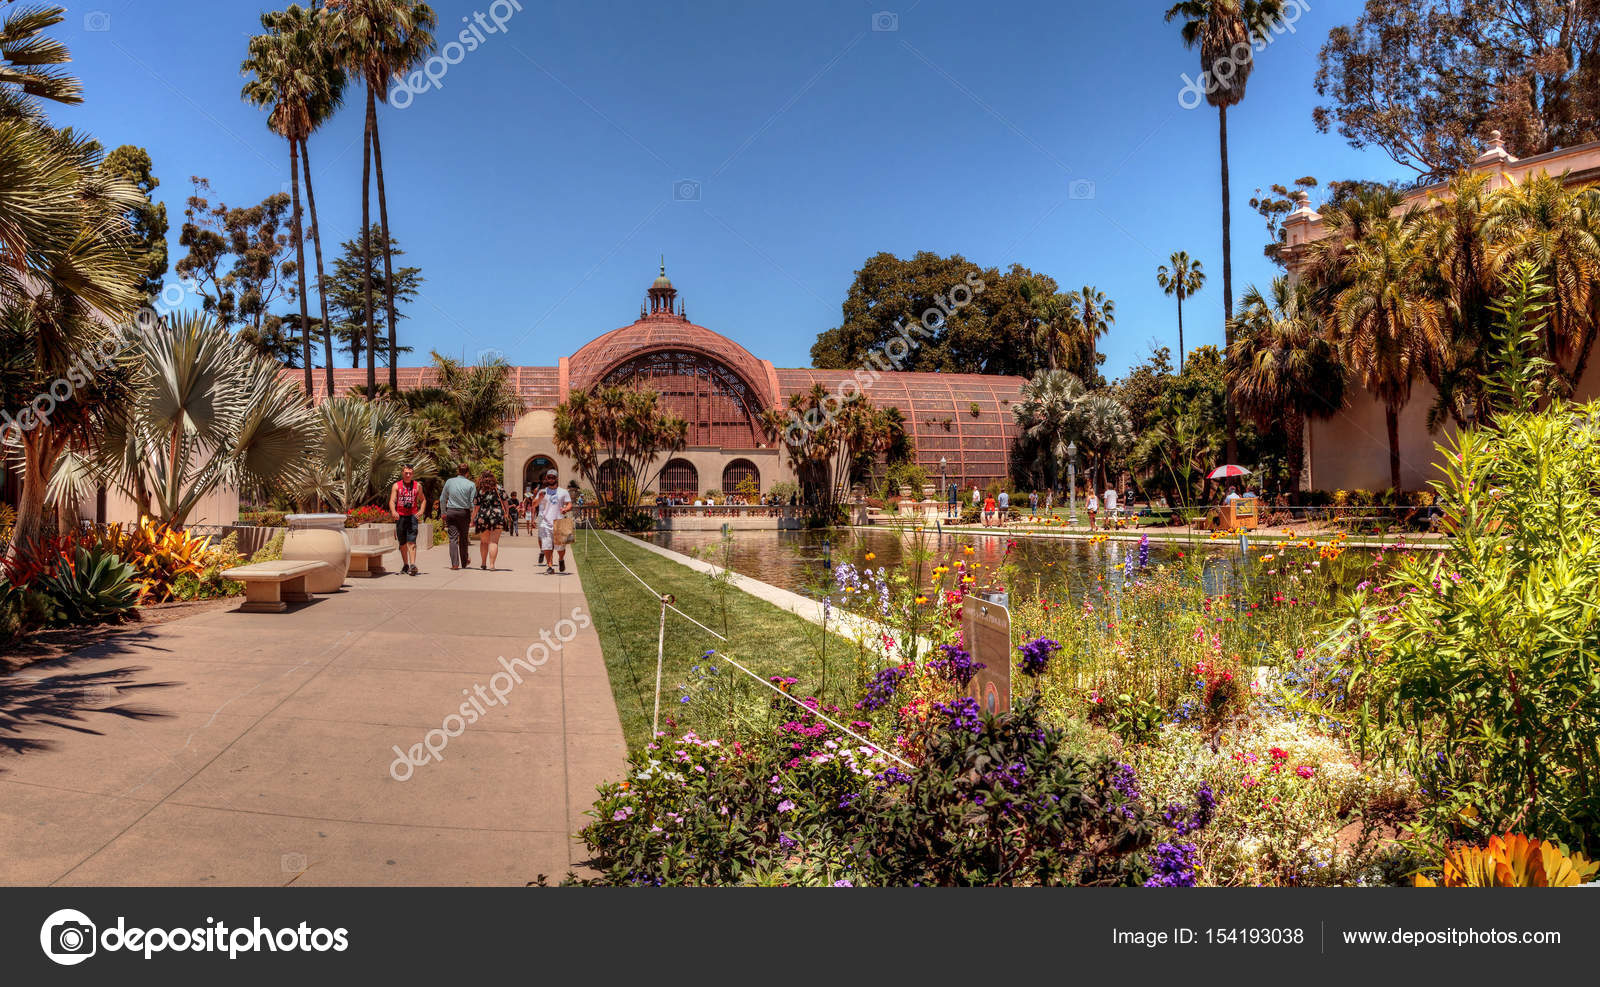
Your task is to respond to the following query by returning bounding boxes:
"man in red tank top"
[388,465,427,576]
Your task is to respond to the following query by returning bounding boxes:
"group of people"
[387,464,575,577]
[938,480,1135,530]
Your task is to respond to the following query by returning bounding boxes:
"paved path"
[0,540,625,886]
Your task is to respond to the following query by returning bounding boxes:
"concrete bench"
[348,542,398,578]
[220,560,329,613]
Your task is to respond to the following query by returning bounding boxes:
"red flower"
[1269,746,1289,761]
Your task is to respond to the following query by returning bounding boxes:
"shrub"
[93,519,212,603]
[238,510,287,527]
[346,504,395,527]
[251,531,286,563]
[1341,398,1600,854]
[0,580,58,650]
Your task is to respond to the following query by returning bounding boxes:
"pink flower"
[1241,775,1258,788]
[776,799,796,813]
[1295,765,1315,779]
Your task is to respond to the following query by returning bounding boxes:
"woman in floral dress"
[469,472,509,570]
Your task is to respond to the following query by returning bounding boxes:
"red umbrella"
[1207,464,1251,480]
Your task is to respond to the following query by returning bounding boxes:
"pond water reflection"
[632,526,1245,604]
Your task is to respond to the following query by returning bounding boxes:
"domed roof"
[566,316,775,408]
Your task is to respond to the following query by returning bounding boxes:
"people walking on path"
[440,464,476,570]
[470,472,509,570]
[982,493,997,527]
[1086,491,1099,529]
[997,489,1009,526]
[388,465,426,576]
[532,468,574,574]
[1103,484,1118,529]
[507,493,520,536]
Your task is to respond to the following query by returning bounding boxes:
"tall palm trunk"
[1385,403,1401,493]
[370,113,398,392]
[362,86,377,400]
[1219,103,1238,464]
[5,433,59,562]
[289,136,312,402]
[1176,290,1185,372]
[300,139,335,398]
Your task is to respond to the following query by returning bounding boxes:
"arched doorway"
[659,459,698,500]
[722,459,759,499]
[522,455,556,495]
[596,459,636,504]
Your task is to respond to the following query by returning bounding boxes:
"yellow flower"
[963,545,975,555]
[864,552,875,561]
[914,595,928,605]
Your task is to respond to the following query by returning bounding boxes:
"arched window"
[659,459,698,497]
[722,459,759,496]
[598,350,763,448]
[596,459,636,503]
[523,455,556,495]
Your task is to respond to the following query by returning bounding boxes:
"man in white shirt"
[532,468,574,574]
[1103,485,1117,528]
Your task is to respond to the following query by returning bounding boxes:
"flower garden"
[574,392,1600,887]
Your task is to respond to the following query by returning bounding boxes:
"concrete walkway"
[0,541,626,886]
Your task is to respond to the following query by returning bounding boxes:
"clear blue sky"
[55,0,1401,377]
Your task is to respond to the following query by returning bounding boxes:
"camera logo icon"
[40,908,97,965]
[1069,179,1097,200]
[872,11,899,31]
[673,179,701,202]
[84,11,111,31]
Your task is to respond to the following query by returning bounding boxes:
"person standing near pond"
[1085,490,1098,529]
[1103,484,1118,529]
[997,489,1009,526]
[440,464,476,570]
[470,472,508,570]
[947,481,958,519]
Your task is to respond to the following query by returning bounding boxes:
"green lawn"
[572,529,858,748]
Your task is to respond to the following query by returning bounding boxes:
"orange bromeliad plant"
[1415,833,1599,887]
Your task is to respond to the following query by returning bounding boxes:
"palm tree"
[1413,173,1497,428]
[1166,0,1285,464]
[1482,173,1600,391]
[1012,370,1088,491]
[1156,251,1205,371]
[304,394,418,511]
[326,0,436,398]
[1075,391,1135,492]
[1070,285,1114,382]
[1226,278,1345,492]
[1328,215,1449,491]
[0,3,79,120]
[83,312,323,527]
[242,7,328,399]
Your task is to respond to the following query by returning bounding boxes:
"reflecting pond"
[632,526,1247,603]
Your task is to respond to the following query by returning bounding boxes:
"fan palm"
[304,394,417,511]
[325,0,436,398]
[1156,251,1205,371]
[1069,285,1114,382]
[1012,369,1088,491]
[1413,173,1498,427]
[81,312,323,527]
[0,2,80,120]
[1329,216,1449,491]
[1166,0,1285,463]
[1075,391,1135,492]
[1226,277,1344,492]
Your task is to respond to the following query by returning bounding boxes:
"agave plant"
[59,312,323,528]
[41,544,138,626]
[304,395,419,511]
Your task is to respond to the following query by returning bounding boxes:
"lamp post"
[939,456,948,518]
[1066,441,1078,527]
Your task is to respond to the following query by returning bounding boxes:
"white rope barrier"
[584,526,915,770]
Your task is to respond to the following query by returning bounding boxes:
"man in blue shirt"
[440,464,477,570]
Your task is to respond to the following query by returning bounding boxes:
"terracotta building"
[290,267,1027,498]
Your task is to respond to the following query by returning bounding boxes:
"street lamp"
[1066,440,1079,526]
[939,456,948,517]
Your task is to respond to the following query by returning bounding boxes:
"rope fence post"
[652,592,674,740]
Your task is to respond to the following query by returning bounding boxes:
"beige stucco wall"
[75,484,240,527]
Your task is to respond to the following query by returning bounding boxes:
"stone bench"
[220,560,329,613]
[348,542,398,578]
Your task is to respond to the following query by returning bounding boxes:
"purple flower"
[933,696,984,735]
[857,664,910,711]
[1138,534,1150,569]
[1144,842,1200,887]
[875,766,913,790]
[832,879,853,887]
[776,799,796,813]
[1016,637,1061,677]
[931,643,985,688]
